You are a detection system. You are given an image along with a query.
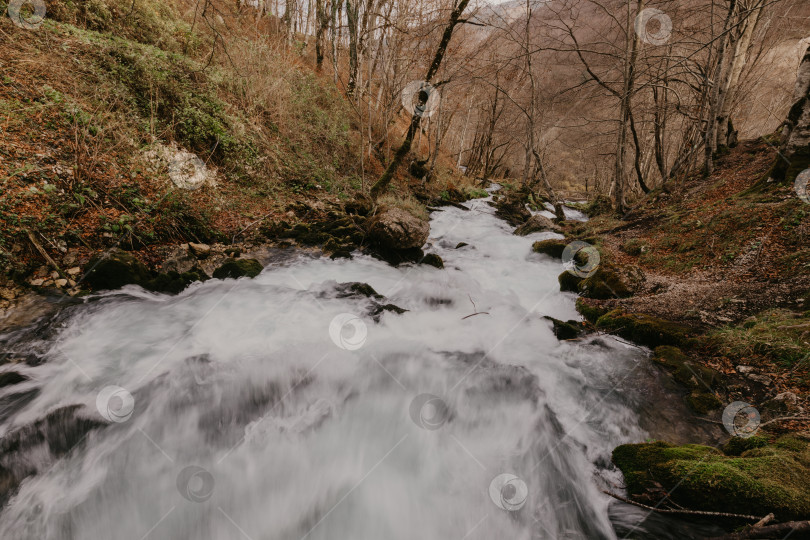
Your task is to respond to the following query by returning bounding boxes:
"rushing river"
[0,190,723,539]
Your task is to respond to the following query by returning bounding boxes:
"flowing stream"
[0,190,723,539]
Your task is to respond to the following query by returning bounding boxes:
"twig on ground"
[601,490,762,521]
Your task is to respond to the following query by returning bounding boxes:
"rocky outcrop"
[513,214,561,236]
[771,44,810,183]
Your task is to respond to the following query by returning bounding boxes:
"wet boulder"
[544,316,586,340]
[577,265,633,299]
[420,253,444,269]
[532,239,567,258]
[514,214,561,236]
[83,249,151,290]
[212,259,263,279]
[367,207,429,250]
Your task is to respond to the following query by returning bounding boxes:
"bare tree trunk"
[330,0,341,84]
[346,0,360,96]
[717,0,763,147]
[315,0,330,69]
[704,0,738,176]
[369,0,472,199]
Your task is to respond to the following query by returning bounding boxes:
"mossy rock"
[544,316,585,340]
[558,271,584,292]
[575,298,609,323]
[532,239,567,258]
[145,268,209,294]
[584,195,613,217]
[578,266,632,299]
[652,345,690,368]
[212,259,263,280]
[653,346,723,392]
[723,435,769,456]
[685,391,723,414]
[596,310,691,348]
[612,439,810,520]
[621,238,649,256]
[420,253,444,269]
[83,250,151,290]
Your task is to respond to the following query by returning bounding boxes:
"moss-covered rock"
[532,239,567,258]
[145,268,209,294]
[575,298,609,323]
[83,249,151,290]
[212,259,263,280]
[596,310,691,348]
[420,253,444,269]
[685,391,723,413]
[723,435,769,456]
[558,271,584,292]
[544,316,586,340]
[578,266,632,299]
[653,346,722,390]
[612,438,810,520]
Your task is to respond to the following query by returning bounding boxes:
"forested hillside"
[2,0,810,538]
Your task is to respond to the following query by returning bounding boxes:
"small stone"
[0,288,15,301]
[746,373,772,386]
[30,279,44,286]
[54,279,68,287]
[50,271,60,279]
[188,243,212,259]
[67,267,81,276]
[43,280,54,286]
[736,365,756,374]
[68,279,77,287]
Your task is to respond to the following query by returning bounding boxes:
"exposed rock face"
[774,45,810,183]
[513,214,561,236]
[367,207,429,250]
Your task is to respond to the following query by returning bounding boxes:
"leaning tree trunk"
[369,0,471,199]
[769,44,810,183]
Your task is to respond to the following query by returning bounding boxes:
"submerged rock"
[212,259,263,279]
[420,253,444,269]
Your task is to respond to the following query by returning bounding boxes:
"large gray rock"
[368,207,429,250]
[774,44,810,183]
[513,214,561,236]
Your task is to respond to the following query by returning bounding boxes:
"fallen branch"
[26,230,66,279]
[601,490,761,521]
[707,520,810,539]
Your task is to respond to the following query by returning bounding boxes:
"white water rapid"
[0,190,722,539]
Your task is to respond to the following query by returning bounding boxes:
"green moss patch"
[596,310,692,348]
[613,438,810,520]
